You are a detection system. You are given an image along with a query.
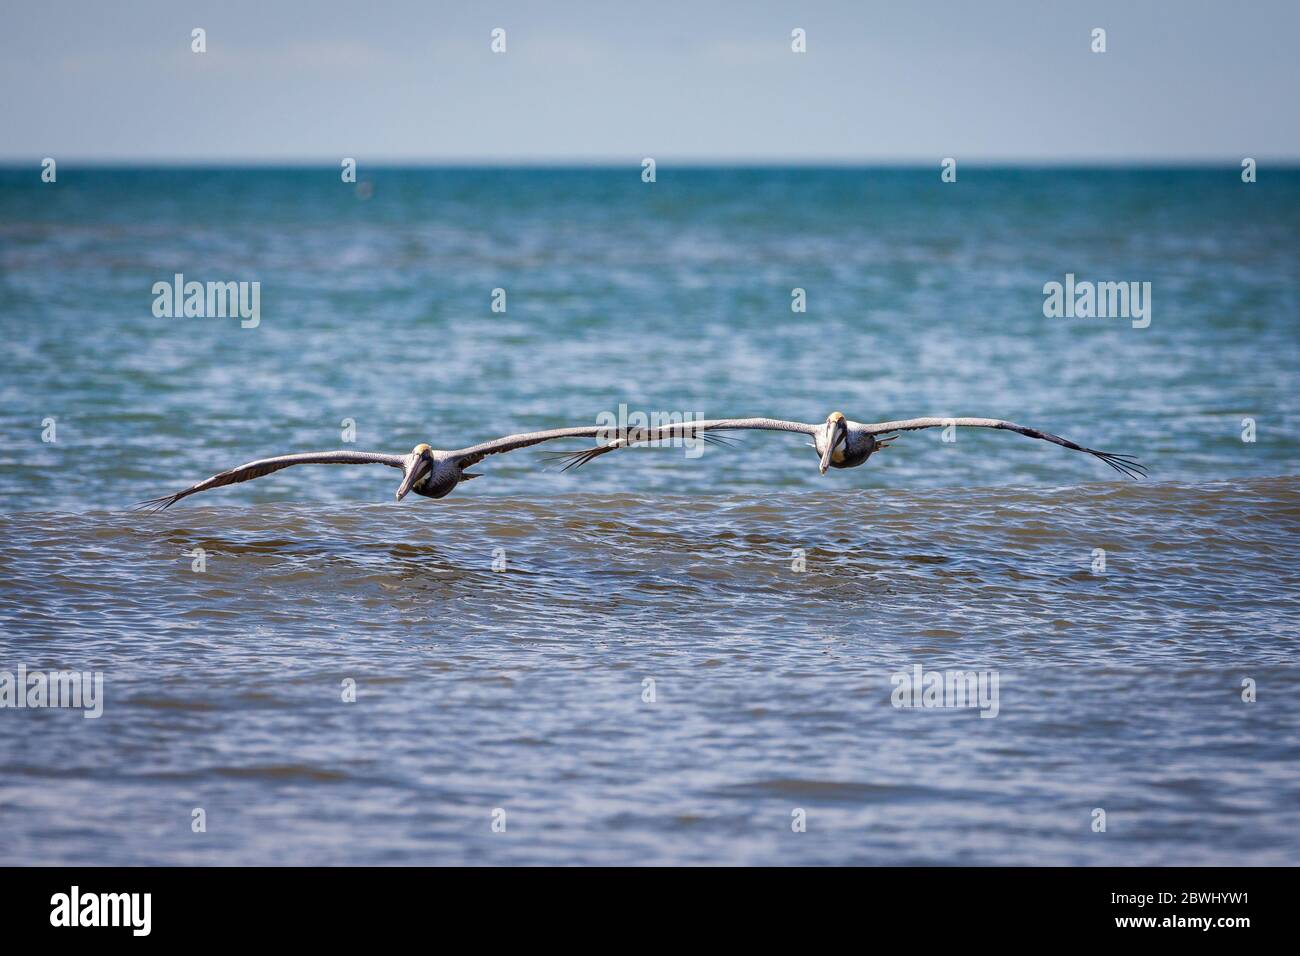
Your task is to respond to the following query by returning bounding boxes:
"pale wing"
[135,450,406,511]
[542,418,820,471]
[453,420,811,469]
[453,426,637,469]
[670,417,821,436]
[858,417,1147,479]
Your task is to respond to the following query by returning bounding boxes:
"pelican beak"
[396,455,431,501]
[819,414,847,476]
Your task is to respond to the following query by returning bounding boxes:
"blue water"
[1,167,1297,864]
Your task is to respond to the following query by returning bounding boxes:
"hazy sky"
[2,0,1296,162]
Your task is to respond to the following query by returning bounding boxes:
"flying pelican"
[135,425,731,511]
[552,412,1147,480]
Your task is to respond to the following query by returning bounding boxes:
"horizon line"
[3,157,1297,170]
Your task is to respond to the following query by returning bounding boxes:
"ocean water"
[1,167,1298,865]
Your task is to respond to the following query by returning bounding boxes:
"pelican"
[552,412,1147,480]
[135,425,731,511]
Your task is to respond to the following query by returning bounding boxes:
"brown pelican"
[135,425,730,511]
[552,412,1147,480]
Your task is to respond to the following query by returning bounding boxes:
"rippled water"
[2,167,1298,507]
[1,168,1298,864]
[2,481,1298,865]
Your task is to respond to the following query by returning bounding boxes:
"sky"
[1,0,1296,163]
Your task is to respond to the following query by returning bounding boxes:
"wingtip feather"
[131,493,182,513]
[1091,450,1148,480]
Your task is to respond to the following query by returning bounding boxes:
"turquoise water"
[2,167,1297,506]
[1,167,1298,865]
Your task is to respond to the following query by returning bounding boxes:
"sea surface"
[1,167,1298,865]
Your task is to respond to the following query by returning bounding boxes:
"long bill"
[819,418,846,475]
[395,456,431,500]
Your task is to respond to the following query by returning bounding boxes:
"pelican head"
[396,443,434,501]
[819,411,849,475]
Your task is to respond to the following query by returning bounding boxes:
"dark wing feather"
[134,450,406,512]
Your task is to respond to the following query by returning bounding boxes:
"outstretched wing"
[546,432,741,472]
[671,417,821,436]
[452,420,802,469]
[452,426,635,469]
[134,450,407,511]
[541,417,820,471]
[857,417,1148,479]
